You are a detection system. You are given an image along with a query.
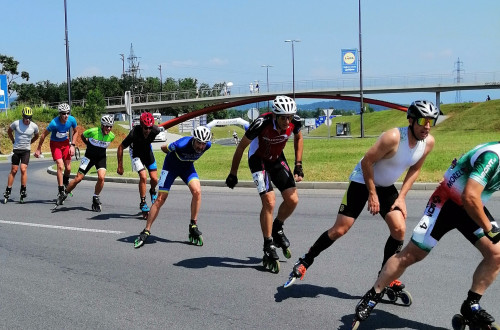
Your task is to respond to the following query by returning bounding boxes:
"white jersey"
[10,119,39,151]
[349,126,426,187]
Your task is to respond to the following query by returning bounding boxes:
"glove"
[486,225,500,244]
[294,163,304,178]
[226,174,238,189]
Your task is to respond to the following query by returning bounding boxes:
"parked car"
[154,126,167,142]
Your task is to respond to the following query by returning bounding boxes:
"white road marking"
[0,220,123,234]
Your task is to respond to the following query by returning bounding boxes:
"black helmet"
[407,100,439,120]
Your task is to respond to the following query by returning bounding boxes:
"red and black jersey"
[245,112,302,161]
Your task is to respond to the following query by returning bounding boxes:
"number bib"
[252,171,267,193]
[79,156,90,171]
[132,157,145,172]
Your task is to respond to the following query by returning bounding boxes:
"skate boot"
[134,229,150,249]
[3,187,11,204]
[262,240,280,274]
[272,219,291,259]
[188,222,203,246]
[284,257,310,288]
[352,288,383,329]
[56,190,68,206]
[140,200,150,220]
[149,188,158,204]
[19,187,27,204]
[452,300,500,330]
[91,196,102,212]
[384,279,413,306]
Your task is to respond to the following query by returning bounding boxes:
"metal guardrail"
[48,71,500,109]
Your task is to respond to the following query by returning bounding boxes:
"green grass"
[10,100,500,182]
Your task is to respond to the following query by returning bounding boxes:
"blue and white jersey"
[47,115,77,142]
[166,136,211,164]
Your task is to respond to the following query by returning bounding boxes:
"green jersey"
[83,127,115,159]
[443,142,500,204]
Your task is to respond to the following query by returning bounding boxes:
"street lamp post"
[285,39,300,99]
[158,64,163,92]
[261,64,273,110]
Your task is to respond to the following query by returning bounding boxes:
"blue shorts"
[158,161,198,193]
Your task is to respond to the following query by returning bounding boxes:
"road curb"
[46,166,438,190]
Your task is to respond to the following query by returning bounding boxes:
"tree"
[0,54,30,97]
[78,88,106,124]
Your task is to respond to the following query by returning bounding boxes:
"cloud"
[78,66,102,78]
[170,60,199,68]
[208,58,228,66]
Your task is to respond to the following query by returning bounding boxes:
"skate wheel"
[270,260,280,274]
[451,314,466,330]
[283,247,291,259]
[3,198,7,204]
[142,212,149,220]
[352,319,361,330]
[189,235,203,246]
[490,322,500,330]
[385,288,397,302]
[400,290,413,306]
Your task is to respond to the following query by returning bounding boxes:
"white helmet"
[192,126,211,143]
[58,103,71,113]
[101,114,114,126]
[272,95,297,115]
[407,100,439,120]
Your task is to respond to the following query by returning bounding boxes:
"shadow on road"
[338,310,449,330]
[174,256,262,271]
[117,234,184,246]
[275,284,361,303]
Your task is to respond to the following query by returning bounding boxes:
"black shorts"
[11,150,31,166]
[248,153,296,195]
[338,181,399,219]
[78,155,107,175]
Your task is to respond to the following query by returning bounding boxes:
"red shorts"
[50,140,71,161]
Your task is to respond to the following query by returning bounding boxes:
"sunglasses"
[103,125,112,129]
[415,117,437,126]
[142,126,152,130]
[60,112,70,115]
[23,116,32,120]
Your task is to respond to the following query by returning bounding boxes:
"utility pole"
[119,54,125,77]
[358,0,365,138]
[158,64,163,92]
[454,57,464,103]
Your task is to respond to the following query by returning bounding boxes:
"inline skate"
[262,240,280,274]
[53,189,68,209]
[272,219,291,259]
[188,222,203,246]
[140,200,150,220]
[452,300,500,330]
[284,257,309,288]
[19,187,27,204]
[134,229,150,249]
[91,196,102,212]
[352,288,382,329]
[383,279,413,306]
[3,187,11,204]
[150,188,158,204]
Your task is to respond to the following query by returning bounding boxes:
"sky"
[4,0,500,106]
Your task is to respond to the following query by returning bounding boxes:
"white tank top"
[349,127,426,187]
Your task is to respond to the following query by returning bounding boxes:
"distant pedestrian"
[249,83,254,94]
[255,83,260,93]
[487,95,491,101]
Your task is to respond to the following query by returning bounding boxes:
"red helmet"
[140,112,154,127]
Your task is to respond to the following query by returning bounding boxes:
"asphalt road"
[1,159,499,329]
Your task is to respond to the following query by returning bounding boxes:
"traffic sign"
[0,74,9,110]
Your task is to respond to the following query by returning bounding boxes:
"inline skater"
[3,107,39,204]
[56,115,115,211]
[134,126,212,248]
[285,100,438,293]
[34,103,78,201]
[117,112,160,219]
[354,142,500,330]
[225,95,304,274]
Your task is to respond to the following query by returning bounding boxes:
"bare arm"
[462,178,492,232]
[229,135,251,176]
[361,128,400,215]
[34,129,50,158]
[393,134,436,218]
[7,127,14,144]
[117,144,125,175]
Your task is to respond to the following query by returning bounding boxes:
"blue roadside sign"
[341,49,358,74]
[0,74,8,110]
